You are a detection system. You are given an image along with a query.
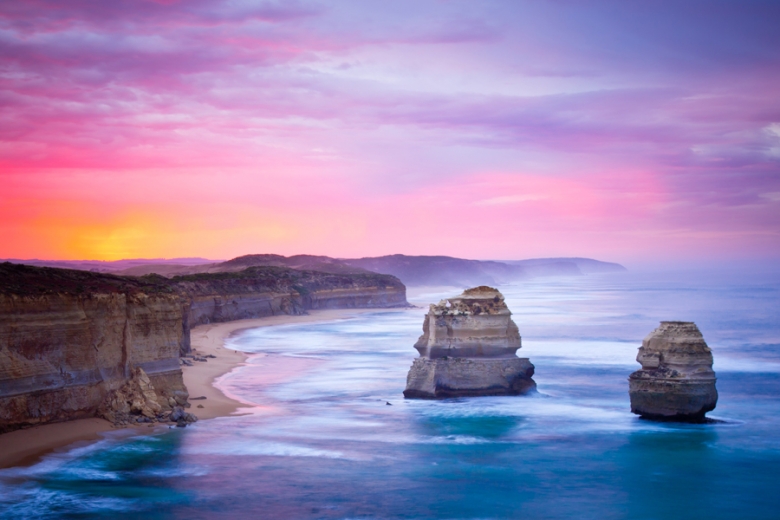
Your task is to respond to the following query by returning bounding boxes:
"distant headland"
[2,254,627,288]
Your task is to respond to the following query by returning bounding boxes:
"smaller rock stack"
[403,286,536,398]
[629,321,718,422]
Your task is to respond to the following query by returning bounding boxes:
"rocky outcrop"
[404,286,536,398]
[628,321,718,422]
[99,367,160,422]
[98,368,197,428]
[0,264,189,433]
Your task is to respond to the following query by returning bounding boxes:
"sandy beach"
[0,308,402,469]
[182,308,397,419]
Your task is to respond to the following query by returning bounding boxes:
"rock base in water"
[628,321,717,422]
[628,379,717,422]
[403,357,536,398]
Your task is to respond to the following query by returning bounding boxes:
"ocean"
[1,270,779,519]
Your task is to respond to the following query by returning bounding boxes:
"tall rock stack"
[403,286,536,398]
[629,321,718,422]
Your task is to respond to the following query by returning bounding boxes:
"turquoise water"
[1,271,779,519]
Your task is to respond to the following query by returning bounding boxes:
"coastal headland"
[0,260,408,468]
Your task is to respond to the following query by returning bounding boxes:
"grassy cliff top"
[0,262,404,298]
[170,265,405,296]
[0,262,175,297]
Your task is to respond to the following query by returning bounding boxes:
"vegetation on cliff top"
[170,266,404,296]
[0,262,405,298]
[0,262,175,297]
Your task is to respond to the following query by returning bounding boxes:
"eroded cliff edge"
[0,263,408,433]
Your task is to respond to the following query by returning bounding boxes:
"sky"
[1,0,779,265]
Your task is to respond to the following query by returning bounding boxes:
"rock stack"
[629,321,718,422]
[403,286,536,398]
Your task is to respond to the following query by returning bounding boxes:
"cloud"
[0,0,778,262]
[474,194,548,206]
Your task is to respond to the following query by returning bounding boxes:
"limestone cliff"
[171,266,408,330]
[628,321,718,422]
[0,263,189,433]
[0,262,408,433]
[404,286,535,398]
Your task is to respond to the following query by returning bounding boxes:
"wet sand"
[0,308,401,469]
[183,309,395,419]
[0,418,114,469]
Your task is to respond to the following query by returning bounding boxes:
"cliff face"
[404,286,535,398]
[628,321,718,422]
[0,264,188,433]
[186,292,305,328]
[171,266,408,330]
[0,263,408,433]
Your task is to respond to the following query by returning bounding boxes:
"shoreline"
[182,308,401,419]
[0,307,405,470]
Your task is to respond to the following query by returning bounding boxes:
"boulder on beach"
[628,321,718,422]
[98,367,195,426]
[403,286,536,398]
[98,368,163,423]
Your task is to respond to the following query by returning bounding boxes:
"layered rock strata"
[628,321,718,422]
[0,264,189,433]
[404,286,535,398]
[172,266,408,330]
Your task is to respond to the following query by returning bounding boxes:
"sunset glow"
[1,1,779,264]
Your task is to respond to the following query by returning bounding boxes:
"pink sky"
[1,1,779,265]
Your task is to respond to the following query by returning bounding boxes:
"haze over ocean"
[1,269,779,518]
